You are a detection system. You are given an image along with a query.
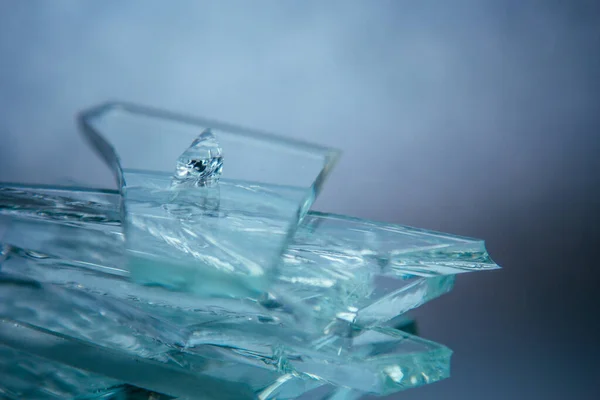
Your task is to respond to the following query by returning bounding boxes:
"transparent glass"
[0,103,500,399]
[78,102,340,295]
[0,280,451,397]
[0,184,467,397]
[0,184,498,334]
[79,102,339,194]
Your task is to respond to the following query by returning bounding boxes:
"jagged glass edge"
[77,101,340,201]
[0,185,458,396]
[0,184,498,331]
[0,240,452,340]
[0,246,453,395]
[0,287,452,396]
[0,258,454,392]
[303,211,500,274]
[0,184,498,332]
[0,183,500,275]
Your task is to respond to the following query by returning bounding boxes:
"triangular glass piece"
[172,128,223,188]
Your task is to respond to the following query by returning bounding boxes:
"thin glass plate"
[0,185,463,396]
[0,275,451,397]
[0,184,498,334]
[79,102,340,295]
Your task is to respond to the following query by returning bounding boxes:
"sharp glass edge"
[0,184,499,335]
[77,101,341,199]
[77,102,344,294]
[0,251,454,394]
[0,184,488,396]
[0,184,499,274]
[0,195,460,396]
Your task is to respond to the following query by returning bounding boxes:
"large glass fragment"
[123,171,308,296]
[79,102,339,295]
[0,184,498,335]
[0,271,451,397]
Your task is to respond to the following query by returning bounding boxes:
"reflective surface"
[0,4,596,398]
[79,103,340,294]
[0,184,498,334]
[0,183,485,398]
[172,128,224,188]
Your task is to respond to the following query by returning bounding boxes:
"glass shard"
[182,322,452,394]
[0,183,498,334]
[0,211,457,396]
[79,102,340,295]
[172,128,223,188]
[0,270,451,395]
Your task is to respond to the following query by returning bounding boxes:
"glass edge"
[77,105,125,189]
[78,101,342,193]
[308,211,491,241]
[0,182,502,271]
[79,101,342,158]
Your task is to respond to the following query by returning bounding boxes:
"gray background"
[1,1,599,399]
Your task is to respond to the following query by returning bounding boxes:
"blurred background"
[0,1,598,399]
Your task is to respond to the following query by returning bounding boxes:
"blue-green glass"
[122,171,308,296]
[0,295,450,397]
[79,102,340,295]
[0,184,498,335]
[0,185,466,397]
